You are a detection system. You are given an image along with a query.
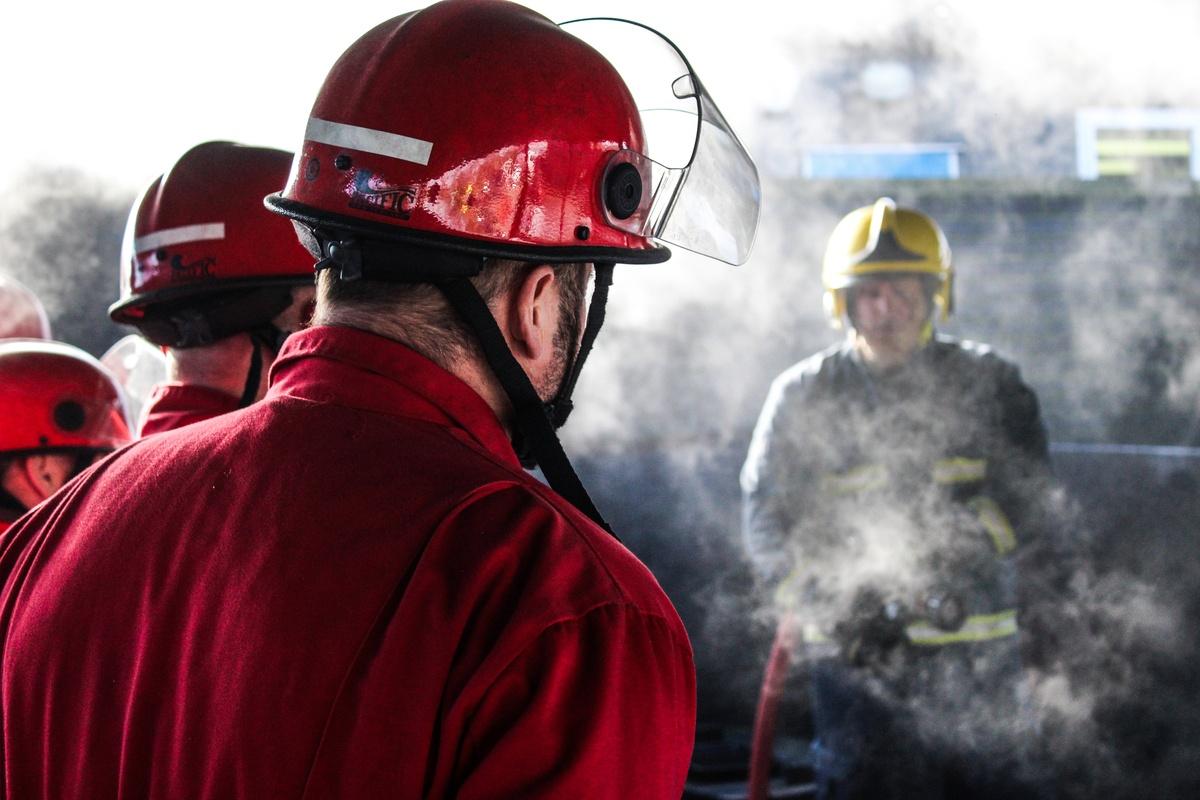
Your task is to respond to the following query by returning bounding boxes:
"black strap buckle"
[316,238,363,281]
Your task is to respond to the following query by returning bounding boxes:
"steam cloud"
[564,2,1200,796]
[0,167,133,356]
[0,2,1197,796]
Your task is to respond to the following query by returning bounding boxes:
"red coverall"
[0,325,696,798]
[138,382,240,437]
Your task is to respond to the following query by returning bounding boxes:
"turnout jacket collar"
[138,383,241,437]
[268,325,521,471]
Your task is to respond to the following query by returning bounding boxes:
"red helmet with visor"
[0,340,132,456]
[266,0,758,268]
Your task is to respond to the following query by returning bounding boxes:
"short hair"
[314,259,590,370]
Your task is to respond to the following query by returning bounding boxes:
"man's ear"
[19,453,62,503]
[505,264,558,362]
[26,454,58,498]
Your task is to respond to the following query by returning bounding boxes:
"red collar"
[268,326,520,469]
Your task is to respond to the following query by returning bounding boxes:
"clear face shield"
[561,18,761,266]
[100,334,167,427]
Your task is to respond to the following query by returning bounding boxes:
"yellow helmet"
[821,197,953,328]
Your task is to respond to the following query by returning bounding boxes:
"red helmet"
[0,340,132,456]
[109,141,315,347]
[0,273,52,340]
[267,0,734,265]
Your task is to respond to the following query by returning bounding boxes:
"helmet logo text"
[166,252,217,283]
[349,170,417,220]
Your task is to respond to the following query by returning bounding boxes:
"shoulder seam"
[479,600,693,699]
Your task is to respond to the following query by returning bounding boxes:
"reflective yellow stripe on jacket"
[967,496,1017,555]
[906,609,1018,646]
[800,611,1018,653]
[823,457,988,495]
[820,464,887,495]
[800,623,841,658]
[932,457,987,484]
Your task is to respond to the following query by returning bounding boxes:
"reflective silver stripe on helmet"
[305,117,433,166]
[133,223,225,253]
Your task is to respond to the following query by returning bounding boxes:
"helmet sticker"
[163,252,217,283]
[349,170,418,220]
[305,117,433,167]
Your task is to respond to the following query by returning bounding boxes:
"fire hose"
[747,590,965,800]
[747,609,798,800]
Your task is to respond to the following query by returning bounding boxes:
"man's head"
[109,141,317,404]
[822,197,953,369]
[0,341,131,514]
[264,0,758,524]
[846,274,934,370]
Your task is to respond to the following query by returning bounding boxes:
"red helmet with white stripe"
[265,0,759,268]
[109,141,315,347]
[0,340,131,456]
[0,273,51,340]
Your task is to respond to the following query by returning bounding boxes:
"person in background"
[0,272,52,340]
[0,340,131,534]
[108,140,315,436]
[742,198,1051,799]
[0,1,759,797]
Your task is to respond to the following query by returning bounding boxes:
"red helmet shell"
[0,340,132,455]
[267,0,667,263]
[110,141,315,324]
[0,274,52,339]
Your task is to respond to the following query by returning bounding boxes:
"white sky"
[0,0,780,193]
[3,0,1197,192]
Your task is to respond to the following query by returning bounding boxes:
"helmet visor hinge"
[315,238,363,282]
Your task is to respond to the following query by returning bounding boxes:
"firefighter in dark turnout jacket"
[742,198,1050,799]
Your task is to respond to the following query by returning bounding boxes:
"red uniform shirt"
[0,325,696,798]
[138,382,241,437]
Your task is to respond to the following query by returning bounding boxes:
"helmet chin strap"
[312,233,616,535]
[437,268,615,536]
[545,264,613,429]
[238,326,289,409]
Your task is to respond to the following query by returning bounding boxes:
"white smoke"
[559,2,1200,796]
[0,167,134,355]
[1,2,1198,794]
